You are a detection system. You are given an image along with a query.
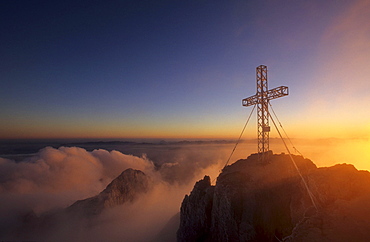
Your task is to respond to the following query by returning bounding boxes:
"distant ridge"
[63,139,238,146]
[0,139,240,156]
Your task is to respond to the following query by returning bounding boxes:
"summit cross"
[242,65,289,161]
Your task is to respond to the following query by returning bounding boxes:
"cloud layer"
[0,145,225,241]
[1,139,368,241]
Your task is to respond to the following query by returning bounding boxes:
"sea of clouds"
[0,144,230,241]
[0,138,368,241]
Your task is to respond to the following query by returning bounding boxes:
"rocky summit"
[177,152,370,242]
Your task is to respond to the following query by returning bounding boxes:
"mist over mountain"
[178,152,370,241]
[0,145,223,241]
[17,169,152,241]
[67,168,150,217]
[1,143,370,241]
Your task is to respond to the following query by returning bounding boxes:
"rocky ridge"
[178,152,370,241]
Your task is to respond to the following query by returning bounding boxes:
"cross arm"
[242,86,288,107]
[267,86,289,101]
[242,94,258,106]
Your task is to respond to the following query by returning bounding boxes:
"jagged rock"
[67,168,150,217]
[177,152,370,242]
[177,175,214,241]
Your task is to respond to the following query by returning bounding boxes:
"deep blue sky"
[1,0,370,139]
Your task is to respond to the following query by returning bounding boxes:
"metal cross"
[242,65,289,161]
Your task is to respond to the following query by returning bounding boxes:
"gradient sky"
[1,0,370,140]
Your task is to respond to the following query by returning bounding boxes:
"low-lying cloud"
[1,138,368,241]
[0,145,226,241]
[0,147,154,212]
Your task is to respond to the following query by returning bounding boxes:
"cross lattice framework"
[242,65,289,161]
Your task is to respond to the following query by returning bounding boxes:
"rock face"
[67,168,150,217]
[178,176,215,241]
[177,152,370,241]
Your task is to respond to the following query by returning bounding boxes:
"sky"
[1,0,370,140]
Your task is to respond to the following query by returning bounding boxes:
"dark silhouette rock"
[177,152,370,241]
[178,175,214,241]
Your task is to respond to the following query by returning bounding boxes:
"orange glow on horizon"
[2,121,370,141]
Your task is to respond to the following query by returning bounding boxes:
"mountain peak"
[178,152,370,241]
[67,168,150,217]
